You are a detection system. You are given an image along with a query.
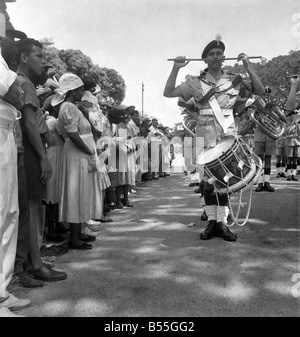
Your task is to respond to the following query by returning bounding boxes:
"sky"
[7,0,300,127]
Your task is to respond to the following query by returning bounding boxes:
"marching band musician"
[252,90,277,192]
[285,75,300,181]
[163,35,265,242]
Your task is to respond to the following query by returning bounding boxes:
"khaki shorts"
[285,146,300,158]
[275,146,286,157]
[254,141,276,156]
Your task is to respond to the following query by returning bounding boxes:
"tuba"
[182,115,197,137]
[246,97,287,140]
[180,108,198,138]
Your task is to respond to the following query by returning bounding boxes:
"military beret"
[202,34,225,59]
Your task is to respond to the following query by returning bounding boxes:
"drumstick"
[167,56,262,62]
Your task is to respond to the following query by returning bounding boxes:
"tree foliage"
[40,38,126,104]
[224,51,300,92]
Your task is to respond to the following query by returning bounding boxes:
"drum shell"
[199,136,260,194]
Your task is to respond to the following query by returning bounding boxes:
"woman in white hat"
[52,73,103,250]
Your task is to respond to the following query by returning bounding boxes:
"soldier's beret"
[202,35,225,59]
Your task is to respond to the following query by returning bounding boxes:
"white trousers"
[0,124,19,299]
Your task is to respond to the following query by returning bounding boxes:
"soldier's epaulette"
[184,74,198,83]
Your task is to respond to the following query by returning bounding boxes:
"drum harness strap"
[213,137,262,227]
[208,128,259,227]
[200,80,234,134]
[197,75,262,226]
[214,181,253,227]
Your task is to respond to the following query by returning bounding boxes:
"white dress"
[45,116,64,204]
[58,102,103,223]
[116,123,136,186]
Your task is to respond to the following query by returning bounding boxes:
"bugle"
[167,56,262,62]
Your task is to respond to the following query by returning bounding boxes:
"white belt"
[199,108,233,116]
[80,133,93,139]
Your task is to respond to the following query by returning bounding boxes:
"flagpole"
[142,82,144,117]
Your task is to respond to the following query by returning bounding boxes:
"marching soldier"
[285,75,300,181]
[163,35,265,242]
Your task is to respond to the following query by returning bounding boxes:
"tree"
[96,66,126,104]
[222,51,300,106]
[224,51,300,91]
[58,49,99,86]
[40,38,126,104]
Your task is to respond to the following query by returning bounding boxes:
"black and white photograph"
[0,0,299,320]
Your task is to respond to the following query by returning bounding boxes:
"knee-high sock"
[264,174,271,183]
[205,205,217,221]
[286,164,292,176]
[257,173,264,184]
[217,205,229,224]
[292,164,297,176]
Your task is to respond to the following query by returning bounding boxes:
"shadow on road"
[18,173,300,317]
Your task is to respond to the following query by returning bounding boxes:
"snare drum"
[197,136,262,194]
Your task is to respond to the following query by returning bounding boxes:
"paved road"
[16,158,300,317]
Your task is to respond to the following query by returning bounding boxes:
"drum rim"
[213,160,262,194]
[198,136,239,165]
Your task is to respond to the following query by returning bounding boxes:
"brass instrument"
[246,98,287,140]
[182,115,197,137]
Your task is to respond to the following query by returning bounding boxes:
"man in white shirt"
[148,118,164,179]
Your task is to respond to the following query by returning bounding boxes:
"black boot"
[264,182,275,192]
[116,186,124,208]
[227,213,233,222]
[200,220,216,240]
[194,187,202,194]
[122,185,134,207]
[214,222,237,241]
[255,183,264,192]
[201,210,208,221]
